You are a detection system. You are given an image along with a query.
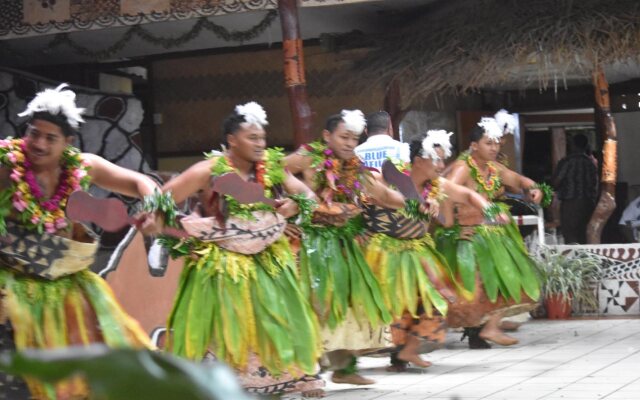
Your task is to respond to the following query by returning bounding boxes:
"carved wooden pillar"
[587,68,617,244]
[279,0,314,147]
[384,78,406,141]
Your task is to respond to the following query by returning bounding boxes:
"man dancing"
[355,111,409,169]
[0,84,159,399]
[437,115,546,348]
[362,130,508,371]
[160,102,325,397]
[285,110,409,385]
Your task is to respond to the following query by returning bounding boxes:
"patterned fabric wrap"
[299,217,391,331]
[180,211,286,255]
[435,209,541,304]
[362,204,428,239]
[0,268,151,400]
[0,221,98,280]
[165,237,321,377]
[236,353,324,395]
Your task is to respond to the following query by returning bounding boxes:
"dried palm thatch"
[354,0,640,105]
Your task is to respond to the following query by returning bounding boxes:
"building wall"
[151,45,385,171]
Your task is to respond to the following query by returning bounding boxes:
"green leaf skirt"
[0,268,151,399]
[165,237,321,376]
[435,221,541,304]
[362,233,455,319]
[299,223,392,331]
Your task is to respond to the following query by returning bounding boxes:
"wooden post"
[279,0,314,147]
[383,78,405,141]
[587,67,617,244]
[551,127,566,168]
[550,127,566,230]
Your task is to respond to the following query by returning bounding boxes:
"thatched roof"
[354,0,640,105]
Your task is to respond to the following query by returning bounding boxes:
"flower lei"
[463,152,502,199]
[206,148,286,220]
[303,141,367,205]
[0,138,90,234]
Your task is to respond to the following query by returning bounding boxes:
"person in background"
[619,195,640,243]
[355,111,410,169]
[552,133,598,244]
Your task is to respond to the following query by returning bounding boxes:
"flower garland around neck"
[303,141,368,205]
[463,152,502,199]
[0,138,90,234]
[206,148,285,220]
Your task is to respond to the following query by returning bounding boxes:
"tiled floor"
[286,319,640,400]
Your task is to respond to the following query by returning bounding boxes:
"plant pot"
[544,294,572,319]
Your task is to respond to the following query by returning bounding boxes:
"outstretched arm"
[441,178,490,211]
[276,172,318,219]
[363,172,406,209]
[84,153,158,198]
[84,153,163,234]
[282,172,316,199]
[161,159,213,204]
[284,150,312,175]
[441,178,510,224]
[498,165,542,204]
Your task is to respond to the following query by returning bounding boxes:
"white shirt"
[355,134,410,169]
[620,196,640,227]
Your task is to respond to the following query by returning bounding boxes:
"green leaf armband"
[530,182,554,208]
[142,189,178,227]
[287,194,318,227]
[483,202,502,222]
[400,199,430,222]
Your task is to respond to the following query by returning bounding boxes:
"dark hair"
[572,133,588,151]
[469,123,488,143]
[30,112,76,137]
[366,111,390,135]
[324,113,344,133]
[409,133,428,163]
[221,112,248,146]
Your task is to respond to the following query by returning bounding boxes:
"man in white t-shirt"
[355,111,410,169]
[620,195,640,242]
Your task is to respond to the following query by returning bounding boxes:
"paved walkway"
[286,319,640,400]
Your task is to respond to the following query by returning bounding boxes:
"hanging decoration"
[1,11,277,61]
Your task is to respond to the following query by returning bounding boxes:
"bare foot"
[302,389,326,398]
[479,327,519,346]
[331,372,375,385]
[397,349,432,368]
[499,320,522,332]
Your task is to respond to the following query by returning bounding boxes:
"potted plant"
[534,247,603,319]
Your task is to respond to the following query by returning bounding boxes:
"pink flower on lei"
[44,222,56,234]
[55,218,67,230]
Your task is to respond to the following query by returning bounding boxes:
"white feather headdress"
[235,101,268,128]
[494,109,517,135]
[421,130,453,160]
[341,109,366,135]
[477,117,503,142]
[18,83,85,129]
